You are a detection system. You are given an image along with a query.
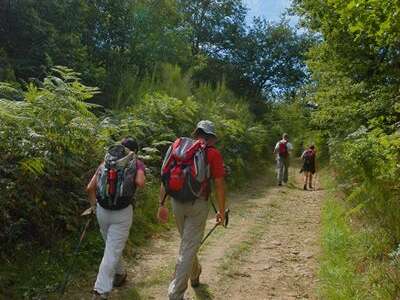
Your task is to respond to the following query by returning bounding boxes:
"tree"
[233,19,313,99]
[178,0,247,56]
[0,0,193,106]
[293,0,400,85]
[293,0,400,137]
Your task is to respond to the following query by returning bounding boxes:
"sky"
[243,0,296,25]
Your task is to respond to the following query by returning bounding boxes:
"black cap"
[121,137,138,152]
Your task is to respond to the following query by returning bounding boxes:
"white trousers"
[94,204,133,294]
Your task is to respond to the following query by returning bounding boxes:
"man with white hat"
[159,120,226,300]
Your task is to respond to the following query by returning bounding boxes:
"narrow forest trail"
[116,166,323,300]
[70,166,323,300]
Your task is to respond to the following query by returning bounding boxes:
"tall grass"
[319,171,400,299]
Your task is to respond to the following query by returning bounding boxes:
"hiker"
[274,133,293,186]
[301,145,316,190]
[86,138,146,300]
[159,120,226,300]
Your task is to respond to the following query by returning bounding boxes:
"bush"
[0,67,102,254]
[330,129,400,239]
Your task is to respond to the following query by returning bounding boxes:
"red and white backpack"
[161,137,210,202]
[278,140,288,157]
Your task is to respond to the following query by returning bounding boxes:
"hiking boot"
[92,291,108,300]
[113,272,127,287]
[190,266,201,288]
[309,184,313,189]
[278,182,282,186]
[303,184,307,190]
[191,277,200,288]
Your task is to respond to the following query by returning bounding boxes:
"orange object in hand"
[157,206,169,223]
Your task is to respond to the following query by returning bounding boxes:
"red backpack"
[161,137,210,202]
[278,141,288,157]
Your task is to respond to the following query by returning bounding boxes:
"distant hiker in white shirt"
[274,133,293,186]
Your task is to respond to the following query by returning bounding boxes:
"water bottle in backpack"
[96,145,138,210]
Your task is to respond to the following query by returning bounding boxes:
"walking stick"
[59,207,94,297]
[200,223,219,246]
[210,199,218,214]
[200,208,230,246]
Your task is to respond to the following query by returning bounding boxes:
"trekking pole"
[200,223,218,246]
[210,199,218,214]
[200,208,230,246]
[59,207,94,297]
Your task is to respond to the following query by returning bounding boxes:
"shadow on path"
[193,283,214,300]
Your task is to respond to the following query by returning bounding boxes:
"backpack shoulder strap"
[203,146,212,200]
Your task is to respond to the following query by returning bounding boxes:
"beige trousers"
[168,198,209,300]
[277,156,289,184]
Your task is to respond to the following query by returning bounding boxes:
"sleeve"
[208,148,225,179]
[88,164,102,189]
[274,142,280,151]
[136,160,146,173]
[301,150,306,159]
[287,143,294,151]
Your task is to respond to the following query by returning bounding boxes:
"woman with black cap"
[86,137,146,300]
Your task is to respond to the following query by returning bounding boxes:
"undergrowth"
[0,65,271,299]
[319,171,400,299]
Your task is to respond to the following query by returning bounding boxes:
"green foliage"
[0,65,271,298]
[267,100,310,155]
[331,129,400,239]
[0,67,101,253]
[294,0,400,234]
[0,0,192,106]
[293,0,400,296]
[102,66,270,183]
[0,0,312,296]
[0,0,311,110]
[235,19,314,98]
[178,0,247,56]
[294,0,400,83]
[319,175,399,299]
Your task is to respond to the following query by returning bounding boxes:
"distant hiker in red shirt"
[86,138,146,300]
[159,120,226,300]
[274,133,293,186]
[301,145,316,190]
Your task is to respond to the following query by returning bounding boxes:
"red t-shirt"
[207,147,225,179]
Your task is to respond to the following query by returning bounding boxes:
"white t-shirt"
[275,139,293,157]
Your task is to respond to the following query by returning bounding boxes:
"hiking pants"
[168,198,209,300]
[94,204,133,294]
[277,156,289,184]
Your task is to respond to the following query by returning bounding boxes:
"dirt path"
[106,166,323,300]
[67,167,323,300]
